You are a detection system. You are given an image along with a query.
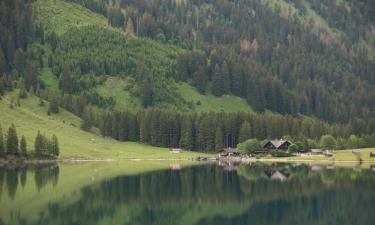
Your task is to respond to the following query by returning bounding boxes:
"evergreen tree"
[50,135,59,157]
[49,96,59,114]
[19,79,27,98]
[0,48,7,74]
[239,121,252,143]
[211,64,225,96]
[0,125,5,156]
[215,126,224,152]
[34,131,47,156]
[179,116,194,150]
[60,64,73,94]
[126,17,135,35]
[6,124,19,155]
[136,61,152,107]
[81,107,93,131]
[20,135,27,154]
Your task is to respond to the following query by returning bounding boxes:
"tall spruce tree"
[6,124,19,155]
[179,116,194,150]
[81,107,93,131]
[211,64,225,96]
[20,135,27,154]
[50,135,59,157]
[49,96,59,114]
[136,61,152,107]
[0,125,5,156]
[34,131,47,156]
[215,125,224,152]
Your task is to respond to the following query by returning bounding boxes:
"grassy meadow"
[177,82,253,113]
[0,91,210,160]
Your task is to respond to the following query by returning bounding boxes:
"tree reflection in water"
[0,163,59,200]
[1,163,374,225]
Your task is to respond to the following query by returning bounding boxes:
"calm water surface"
[0,162,374,225]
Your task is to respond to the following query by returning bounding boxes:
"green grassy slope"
[177,83,253,113]
[34,0,109,35]
[0,92,209,160]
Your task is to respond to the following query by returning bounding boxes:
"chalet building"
[170,148,183,153]
[263,139,292,151]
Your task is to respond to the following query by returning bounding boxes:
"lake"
[0,161,374,225]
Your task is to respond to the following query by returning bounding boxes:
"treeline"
[79,108,375,152]
[0,123,60,158]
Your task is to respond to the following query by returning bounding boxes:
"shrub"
[271,150,291,157]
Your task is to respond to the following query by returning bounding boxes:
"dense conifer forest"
[1,0,375,153]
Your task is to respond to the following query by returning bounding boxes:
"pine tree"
[136,61,152,107]
[50,135,59,157]
[179,116,194,150]
[215,125,224,152]
[49,96,59,114]
[0,125,5,156]
[239,121,252,143]
[6,124,18,155]
[126,17,135,35]
[81,107,93,131]
[211,64,225,96]
[61,64,73,94]
[34,131,47,156]
[20,135,27,154]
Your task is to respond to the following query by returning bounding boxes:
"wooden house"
[263,139,292,151]
[219,148,238,157]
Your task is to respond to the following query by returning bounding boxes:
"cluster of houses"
[169,139,340,158]
[219,139,333,157]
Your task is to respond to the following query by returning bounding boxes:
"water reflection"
[0,163,59,200]
[1,163,374,225]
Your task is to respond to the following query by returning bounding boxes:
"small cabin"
[310,149,323,155]
[170,148,183,153]
[219,148,238,157]
[263,139,292,151]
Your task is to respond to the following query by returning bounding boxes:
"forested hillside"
[64,0,375,123]
[1,0,374,153]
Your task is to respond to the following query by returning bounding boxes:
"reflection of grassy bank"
[252,148,375,163]
[0,161,198,224]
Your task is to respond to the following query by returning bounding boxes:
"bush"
[271,150,291,157]
[237,139,262,154]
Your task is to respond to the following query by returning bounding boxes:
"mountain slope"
[0,91,206,159]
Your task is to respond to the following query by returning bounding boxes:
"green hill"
[0,91,207,160]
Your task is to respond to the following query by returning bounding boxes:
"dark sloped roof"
[265,140,291,148]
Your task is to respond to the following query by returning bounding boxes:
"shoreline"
[1,156,374,165]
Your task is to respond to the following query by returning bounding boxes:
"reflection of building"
[263,140,292,151]
[270,171,288,181]
[264,170,290,181]
[170,164,181,171]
